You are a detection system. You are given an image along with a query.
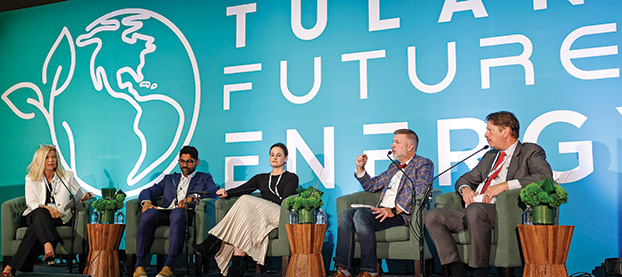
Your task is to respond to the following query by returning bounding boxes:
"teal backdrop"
[1,0,621,273]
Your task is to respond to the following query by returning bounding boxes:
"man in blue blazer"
[333,129,434,277]
[133,146,218,277]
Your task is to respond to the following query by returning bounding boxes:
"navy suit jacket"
[139,171,218,208]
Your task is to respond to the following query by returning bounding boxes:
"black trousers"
[8,207,65,272]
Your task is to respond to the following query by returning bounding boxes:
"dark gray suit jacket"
[455,142,553,192]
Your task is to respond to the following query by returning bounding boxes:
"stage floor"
[21,261,443,277]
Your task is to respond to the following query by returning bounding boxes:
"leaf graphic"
[1,82,46,120]
[43,26,76,98]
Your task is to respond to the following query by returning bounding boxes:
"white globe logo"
[2,9,201,197]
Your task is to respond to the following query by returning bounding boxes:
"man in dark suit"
[333,129,434,277]
[133,146,218,277]
[425,111,553,277]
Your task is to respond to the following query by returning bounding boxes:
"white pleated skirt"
[209,194,280,275]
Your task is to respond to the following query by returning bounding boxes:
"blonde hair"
[26,145,64,181]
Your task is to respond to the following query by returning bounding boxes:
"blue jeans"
[334,208,405,273]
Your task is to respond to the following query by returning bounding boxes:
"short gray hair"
[394,129,419,152]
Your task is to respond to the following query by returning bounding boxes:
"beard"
[181,167,195,176]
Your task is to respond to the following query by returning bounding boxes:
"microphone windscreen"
[387,151,392,155]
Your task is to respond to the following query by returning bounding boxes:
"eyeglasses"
[178,159,196,166]
[39,144,56,149]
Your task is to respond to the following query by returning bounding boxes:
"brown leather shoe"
[133,266,147,277]
[356,272,374,277]
[156,266,175,277]
[332,271,347,277]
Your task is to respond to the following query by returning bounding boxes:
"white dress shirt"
[167,171,196,209]
[356,158,412,213]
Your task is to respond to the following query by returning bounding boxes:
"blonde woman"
[1,145,92,277]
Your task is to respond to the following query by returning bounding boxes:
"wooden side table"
[83,223,125,277]
[518,225,574,277]
[285,224,327,277]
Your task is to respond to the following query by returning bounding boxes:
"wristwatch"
[458,185,468,195]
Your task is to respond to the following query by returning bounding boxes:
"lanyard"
[45,177,55,204]
[268,173,284,200]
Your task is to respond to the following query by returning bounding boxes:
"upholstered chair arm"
[492,189,524,267]
[1,197,26,256]
[336,191,381,215]
[194,198,217,243]
[435,191,463,210]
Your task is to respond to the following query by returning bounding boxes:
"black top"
[226,171,299,205]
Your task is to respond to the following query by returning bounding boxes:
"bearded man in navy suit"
[133,146,218,277]
[333,129,434,277]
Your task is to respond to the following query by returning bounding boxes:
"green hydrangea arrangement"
[285,186,324,211]
[92,188,126,212]
[520,177,568,208]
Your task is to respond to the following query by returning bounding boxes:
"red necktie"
[481,151,506,194]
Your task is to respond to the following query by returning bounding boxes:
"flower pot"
[100,210,115,224]
[533,205,555,225]
[298,209,315,224]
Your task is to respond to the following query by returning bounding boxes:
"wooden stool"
[518,225,574,277]
[285,224,327,277]
[83,223,125,277]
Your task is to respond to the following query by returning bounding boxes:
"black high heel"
[192,234,223,257]
[228,255,246,277]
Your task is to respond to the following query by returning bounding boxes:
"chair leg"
[67,255,74,273]
[78,254,87,273]
[414,260,421,277]
[425,258,434,276]
[414,259,435,277]
[282,256,289,277]
[441,263,450,277]
[194,254,202,275]
[156,254,165,272]
[126,254,136,276]
[498,267,514,277]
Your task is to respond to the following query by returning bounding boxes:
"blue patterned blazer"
[355,154,434,225]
